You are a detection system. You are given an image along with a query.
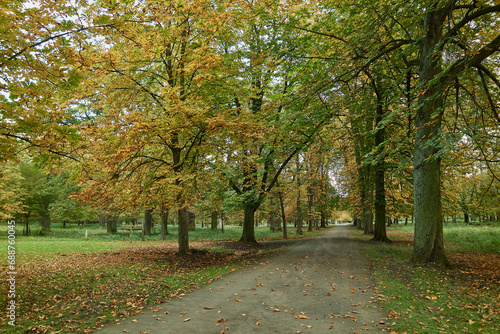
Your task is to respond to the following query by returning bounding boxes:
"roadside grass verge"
[356,223,500,334]
[0,223,327,333]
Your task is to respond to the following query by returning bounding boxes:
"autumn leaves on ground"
[1,223,499,333]
[0,226,319,333]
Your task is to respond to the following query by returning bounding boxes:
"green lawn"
[357,222,500,334]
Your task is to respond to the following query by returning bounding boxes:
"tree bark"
[160,207,169,240]
[178,206,189,253]
[106,216,117,233]
[240,202,258,243]
[188,211,196,231]
[269,196,281,232]
[307,185,314,232]
[211,211,218,229]
[278,190,288,239]
[144,209,152,236]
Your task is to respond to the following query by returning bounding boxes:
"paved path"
[96,225,386,333]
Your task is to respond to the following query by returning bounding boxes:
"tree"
[72,0,235,254]
[0,162,25,221]
[412,1,500,266]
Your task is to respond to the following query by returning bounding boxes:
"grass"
[0,222,322,263]
[356,222,500,333]
[0,221,325,333]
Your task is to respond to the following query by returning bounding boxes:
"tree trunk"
[464,212,470,225]
[160,207,169,240]
[211,211,218,229]
[178,207,189,254]
[362,211,372,233]
[99,214,106,228]
[144,209,152,236]
[269,197,281,232]
[307,186,314,232]
[371,77,390,242]
[240,202,258,243]
[107,216,117,233]
[412,8,450,267]
[24,217,31,236]
[320,211,327,228]
[278,191,288,239]
[188,211,196,231]
[39,213,51,232]
[296,186,303,235]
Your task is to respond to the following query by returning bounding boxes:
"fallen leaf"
[183,318,191,322]
[295,315,309,319]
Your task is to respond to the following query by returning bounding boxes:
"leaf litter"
[0,239,287,333]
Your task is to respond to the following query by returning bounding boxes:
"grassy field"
[356,222,500,334]
[0,222,308,263]
[0,222,324,333]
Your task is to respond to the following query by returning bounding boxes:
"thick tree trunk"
[240,202,258,243]
[178,207,189,254]
[211,211,218,229]
[412,8,450,267]
[39,213,51,232]
[320,211,327,228]
[144,209,152,236]
[269,197,281,232]
[372,167,390,241]
[106,216,117,233]
[370,77,390,242]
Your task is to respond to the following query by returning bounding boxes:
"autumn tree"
[214,0,330,243]
[72,0,235,254]
[0,162,25,221]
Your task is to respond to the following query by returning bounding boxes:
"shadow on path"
[96,225,387,333]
